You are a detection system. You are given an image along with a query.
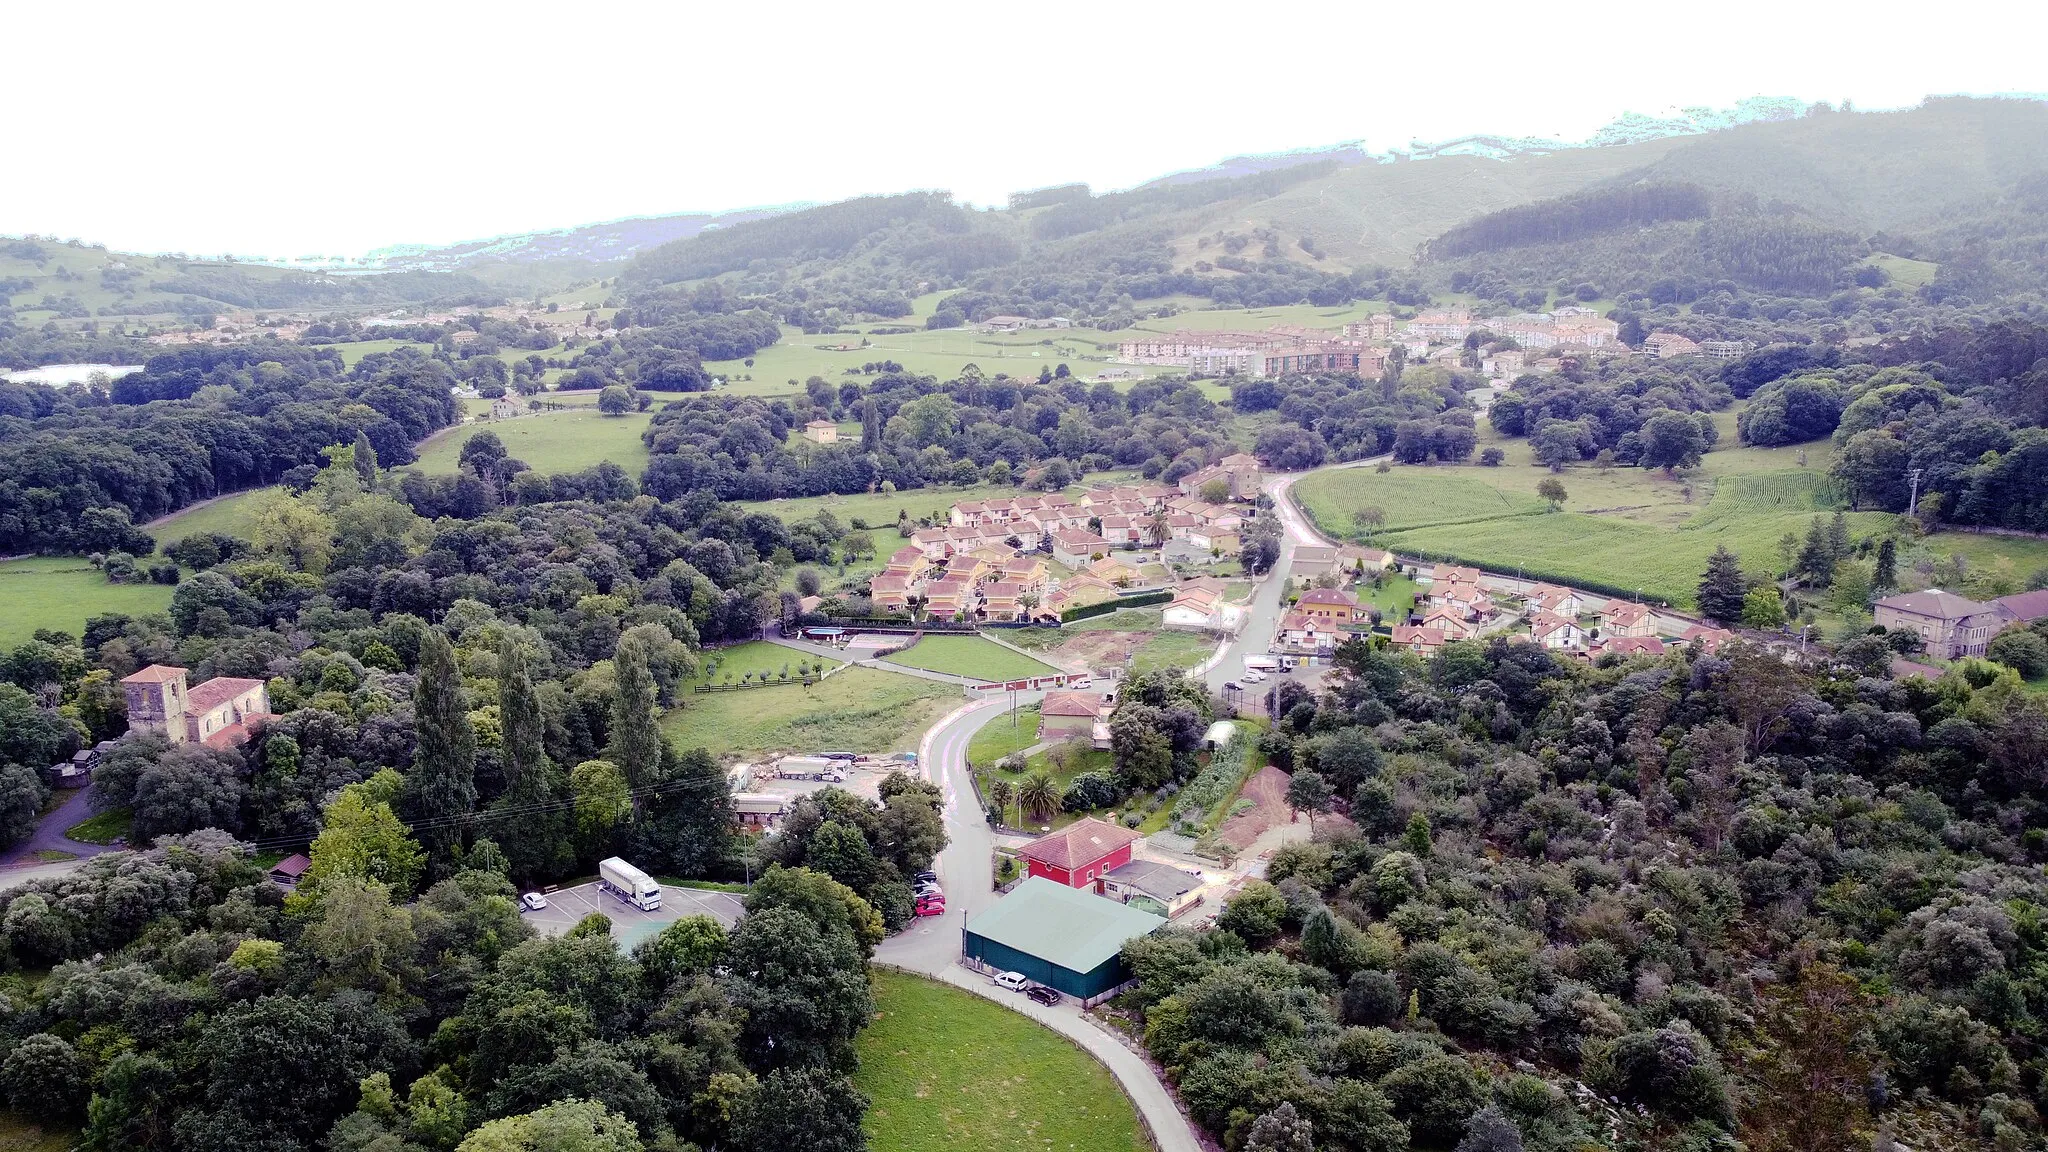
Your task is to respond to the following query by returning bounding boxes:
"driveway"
[0,785,115,871]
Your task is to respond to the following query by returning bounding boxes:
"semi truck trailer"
[598,856,662,912]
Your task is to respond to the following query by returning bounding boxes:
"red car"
[914,896,946,917]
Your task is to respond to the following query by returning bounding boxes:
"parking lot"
[523,881,746,950]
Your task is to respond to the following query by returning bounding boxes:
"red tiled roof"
[1393,625,1445,646]
[1604,602,1651,625]
[1298,588,1359,606]
[1040,690,1107,718]
[1018,816,1140,869]
[201,713,273,749]
[122,664,187,684]
[186,677,265,714]
[270,852,311,878]
[1994,589,2048,622]
[1606,636,1666,656]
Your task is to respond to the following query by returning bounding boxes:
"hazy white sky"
[10,0,2045,258]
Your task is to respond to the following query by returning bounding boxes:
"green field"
[1129,630,1217,677]
[692,640,841,688]
[148,489,269,543]
[855,970,1146,1152]
[0,558,175,647]
[1003,606,1165,651]
[1294,439,2048,608]
[412,410,653,475]
[967,704,1043,767]
[882,635,1059,682]
[659,666,955,758]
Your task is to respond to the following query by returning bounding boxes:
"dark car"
[1025,986,1060,1006]
[913,870,938,885]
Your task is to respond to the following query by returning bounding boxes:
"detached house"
[1601,601,1655,638]
[1423,606,1478,641]
[1391,625,1447,656]
[1018,817,1140,889]
[1295,587,1364,625]
[1276,611,1340,655]
[868,571,914,613]
[1052,530,1111,568]
[1527,610,1583,650]
[1526,583,1586,616]
[924,578,972,620]
[1039,691,1112,744]
[980,582,1026,622]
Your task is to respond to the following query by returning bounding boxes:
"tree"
[1285,769,1333,830]
[1455,1104,1526,1152]
[1739,963,1873,1152]
[130,744,246,842]
[1351,506,1386,538]
[1639,411,1707,473]
[1741,585,1786,629]
[859,396,880,452]
[1018,772,1060,825]
[632,744,736,879]
[723,905,875,1071]
[1535,476,1567,510]
[0,762,49,853]
[633,915,728,995]
[1200,478,1231,504]
[495,634,572,882]
[986,777,1015,825]
[597,386,635,416]
[247,488,336,575]
[1874,536,1898,591]
[1403,811,1434,857]
[406,628,477,869]
[1988,629,2048,679]
[734,1068,868,1152]
[1696,546,1748,624]
[1244,1103,1314,1152]
[307,770,428,896]
[609,633,663,790]
[0,1033,89,1121]
[458,1099,643,1152]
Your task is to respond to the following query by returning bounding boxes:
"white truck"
[776,756,847,782]
[598,857,662,912]
[1243,655,1280,673]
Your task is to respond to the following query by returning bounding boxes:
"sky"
[10,0,2047,259]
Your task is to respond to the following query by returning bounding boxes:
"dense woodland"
[0,439,939,1151]
[1107,633,2048,1152]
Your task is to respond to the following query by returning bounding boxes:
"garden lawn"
[690,641,840,689]
[411,410,653,475]
[984,743,1118,832]
[1003,607,1164,652]
[66,808,132,845]
[659,667,954,758]
[0,559,174,647]
[1354,570,1421,622]
[883,635,1059,682]
[967,704,1041,768]
[855,970,1146,1152]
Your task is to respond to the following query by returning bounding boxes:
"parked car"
[1025,986,1060,1007]
[1223,681,1241,691]
[519,893,548,911]
[914,896,945,916]
[992,971,1030,991]
[915,881,943,898]
[1242,670,1266,683]
[912,870,938,885]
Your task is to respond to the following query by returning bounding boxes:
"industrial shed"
[962,876,1165,1004]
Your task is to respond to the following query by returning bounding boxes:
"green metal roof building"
[963,876,1167,1004]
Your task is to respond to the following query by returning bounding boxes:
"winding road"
[0,786,112,891]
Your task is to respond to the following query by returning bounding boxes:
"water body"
[3,363,145,387]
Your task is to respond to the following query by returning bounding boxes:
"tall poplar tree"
[859,396,880,452]
[404,628,476,871]
[609,633,663,791]
[495,634,572,881]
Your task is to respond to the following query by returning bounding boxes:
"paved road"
[877,694,1024,973]
[0,785,114,871]
[878,695,1204,1152]
[1200,463,1369,698]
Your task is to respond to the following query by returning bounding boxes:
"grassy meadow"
[1294,426,2048,608]
[691,640,840,688]
[881,635,1059,682]
[854,970,1146,1152]
[658,666,954,758]
[0,558,175,646]
[412,409,653,475]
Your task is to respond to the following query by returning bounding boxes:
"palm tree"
[1018,772,1060,826]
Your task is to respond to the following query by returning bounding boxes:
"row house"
[1044,574,1118,619]
[869,571,915,613]
[944,554,988,585]
[1554,316,1622,348]
[1642,332,1701,359]
[1052,530,1112,568]
[1434,564,1483,586]
[1163,578,1234,630]
[1593,636,1667,659]
[1676,624,1737,653]
[885,546,927,576]
[1699,339,1756,360]
[1003,554,1048,591]
[1429,581,1494,617]
[924,578,972,619]
[1177,454,1263,501]
[980,581,1027,622]
[1342,314,1398,340]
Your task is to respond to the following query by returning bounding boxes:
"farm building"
[962,876,1166,1004]
[1101,858,1204,918]
[1017,816,1139,888]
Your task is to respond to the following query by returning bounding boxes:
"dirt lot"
[1216,765,1354,851]
[1042,629,1151,674]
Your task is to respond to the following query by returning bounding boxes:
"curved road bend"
[877,694,1204,1152]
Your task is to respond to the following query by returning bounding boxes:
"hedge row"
[1061,589,1173,622]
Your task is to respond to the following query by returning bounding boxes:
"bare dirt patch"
[1043,630,1152,674]
[1217,766,1354,850]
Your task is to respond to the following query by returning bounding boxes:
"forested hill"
[613,98,2048,325]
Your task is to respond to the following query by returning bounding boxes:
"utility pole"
[1907,468,1923,516]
